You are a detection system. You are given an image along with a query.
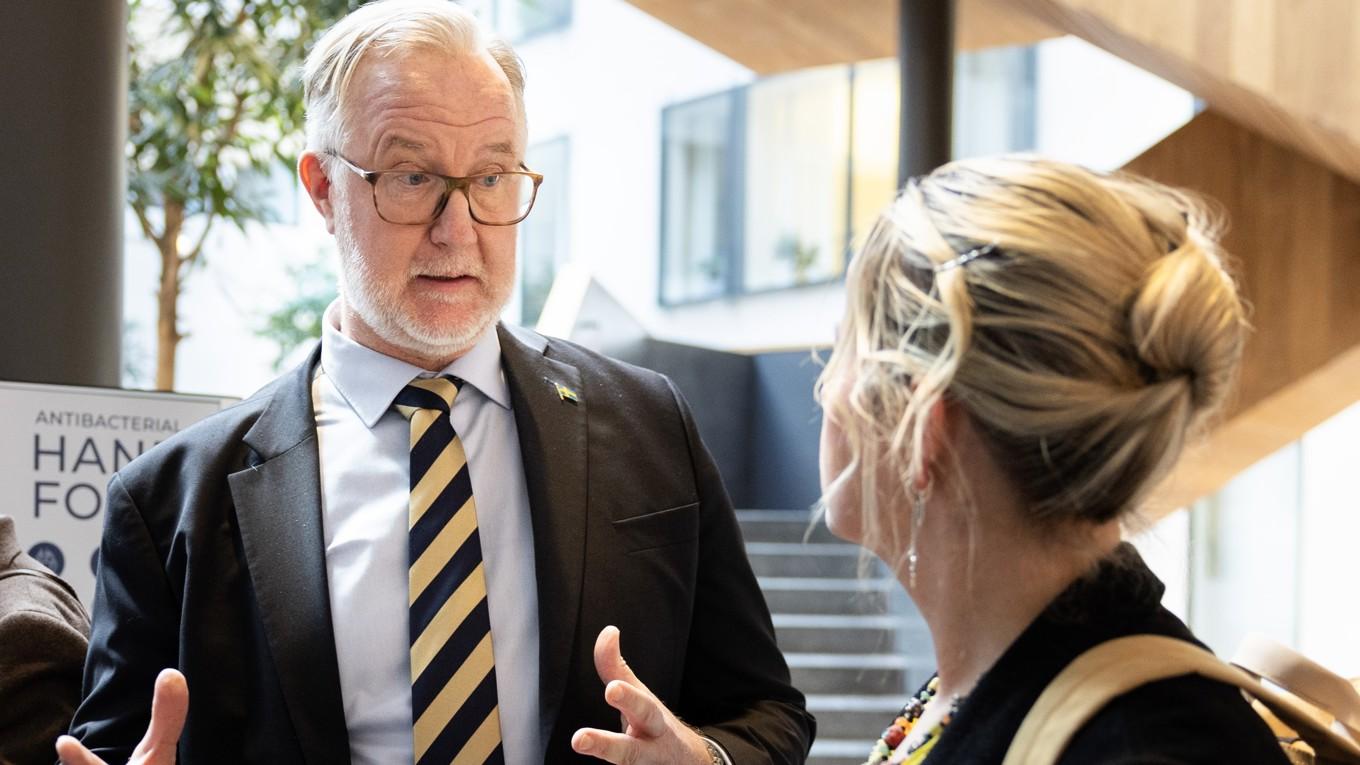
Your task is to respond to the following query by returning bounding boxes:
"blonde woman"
[818,156,1287,764]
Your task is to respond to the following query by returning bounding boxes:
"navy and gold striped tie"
[395,376,504,765]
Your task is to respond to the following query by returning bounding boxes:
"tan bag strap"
[1233,633,1360,740]
[1002,635,1241,765]
[1002,635,1360,765]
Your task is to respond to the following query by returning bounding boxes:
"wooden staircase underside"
[1126,111,1360,515]
[620,0,1061,74]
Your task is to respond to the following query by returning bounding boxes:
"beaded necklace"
[863,675,960,765]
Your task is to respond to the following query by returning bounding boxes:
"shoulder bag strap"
[1003,635,1270,765]
[1234,633,1360,741]
[1004,635,1360,765]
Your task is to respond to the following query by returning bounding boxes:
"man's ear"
[298,151,338,234]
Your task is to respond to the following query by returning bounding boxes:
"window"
[849,59,902,252]
[1133,399,1360,675]
[658,48,1044,306]
[519,136,569,326]
[743,66,852,291]
[954,45,1037,160]
[464,0,572,42]
[659,90,742,305]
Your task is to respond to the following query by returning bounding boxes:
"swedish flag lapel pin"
[554,382,580,404]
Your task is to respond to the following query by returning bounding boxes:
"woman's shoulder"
[1058,671,1290,764]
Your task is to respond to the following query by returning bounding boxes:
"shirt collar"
[319,301,511,428]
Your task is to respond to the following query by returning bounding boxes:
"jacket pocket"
[611,502,700,554]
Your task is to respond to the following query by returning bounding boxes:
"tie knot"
[394,375,462,420]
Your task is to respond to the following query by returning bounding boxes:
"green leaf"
[127,0,355,246]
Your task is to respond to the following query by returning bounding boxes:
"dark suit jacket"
[0,515,91,765]
[69,325,813,764]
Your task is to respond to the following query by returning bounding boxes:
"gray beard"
[333,217,505,364]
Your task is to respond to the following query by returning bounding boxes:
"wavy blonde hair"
[301,0,526,160]
[818,155,1246,545]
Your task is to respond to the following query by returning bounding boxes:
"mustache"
[409,261,486,280]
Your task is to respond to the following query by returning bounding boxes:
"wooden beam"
[621,0,1060,75]
[1154,346,1360,516]
[1012,0,1360,185]
[1125,111,1360,517]
[958,0,1064,52]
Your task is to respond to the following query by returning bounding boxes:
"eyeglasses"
[325,151,543,226]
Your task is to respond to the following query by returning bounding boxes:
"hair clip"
[934,243,997,273]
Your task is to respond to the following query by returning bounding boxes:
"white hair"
[301,0,526,159]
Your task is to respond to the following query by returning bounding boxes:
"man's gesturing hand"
[571,626,716,764]
[56,668,189,765]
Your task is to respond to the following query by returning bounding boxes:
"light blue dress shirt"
[312,306,540,765]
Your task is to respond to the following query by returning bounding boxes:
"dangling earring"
[906,481,932,589]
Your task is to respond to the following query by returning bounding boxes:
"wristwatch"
[701,737,725,765]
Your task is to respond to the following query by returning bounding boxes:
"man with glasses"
[61,2,811,765]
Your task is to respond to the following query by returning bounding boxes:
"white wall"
[1188,446,1302,653]
[1035,36,1197,170]
[515,0,757,347]
[1128,509,1191,622]
[1297,400,1360,675]
[122,183,336,397]
[1134,402,1360,678]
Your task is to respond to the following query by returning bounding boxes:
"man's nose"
[429,188,478,247]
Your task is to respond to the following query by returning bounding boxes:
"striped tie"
[395,376,504,765]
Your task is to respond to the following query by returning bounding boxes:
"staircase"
[737,510,935,765]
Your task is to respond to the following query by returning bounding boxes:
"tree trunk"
[154,202,185,391]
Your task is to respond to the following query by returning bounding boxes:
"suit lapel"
[497,324,589,732]
[229,346,351,765]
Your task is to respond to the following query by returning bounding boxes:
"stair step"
[746,542,870,578]
[747,542,860,555]
[758,576,894,615]
[806,693,911,712]
[786,652,911,669]
[790,652,936,695]
[758,577,895,591]
[774,614,903,628]
[773,613,899,653]
[805,694,914,741]
[786,653,922,695]
[808,738,877,765]
[790,665,906,695]
[736,509,841,544]
[777,623,892,653]
[739,510,935,750]
[761,591,891,615]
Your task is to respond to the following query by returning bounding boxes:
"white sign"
[1,380,235,604]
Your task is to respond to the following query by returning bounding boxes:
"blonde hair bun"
[1128,231,1243,414]
[819,155,1247,529]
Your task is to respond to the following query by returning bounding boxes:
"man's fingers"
[55,735,107,765]
[604,680,668,739]
[571,727,637,764]
[133,668,189,761]
[57,670,187,765]
[593,625,643,688]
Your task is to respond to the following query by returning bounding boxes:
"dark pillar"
[0,1,125,387]
[898,0,955,186]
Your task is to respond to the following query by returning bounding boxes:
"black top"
[921,543,1288,764]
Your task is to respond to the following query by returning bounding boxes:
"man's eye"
[477,174,502,189]
[397,172,431,187]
